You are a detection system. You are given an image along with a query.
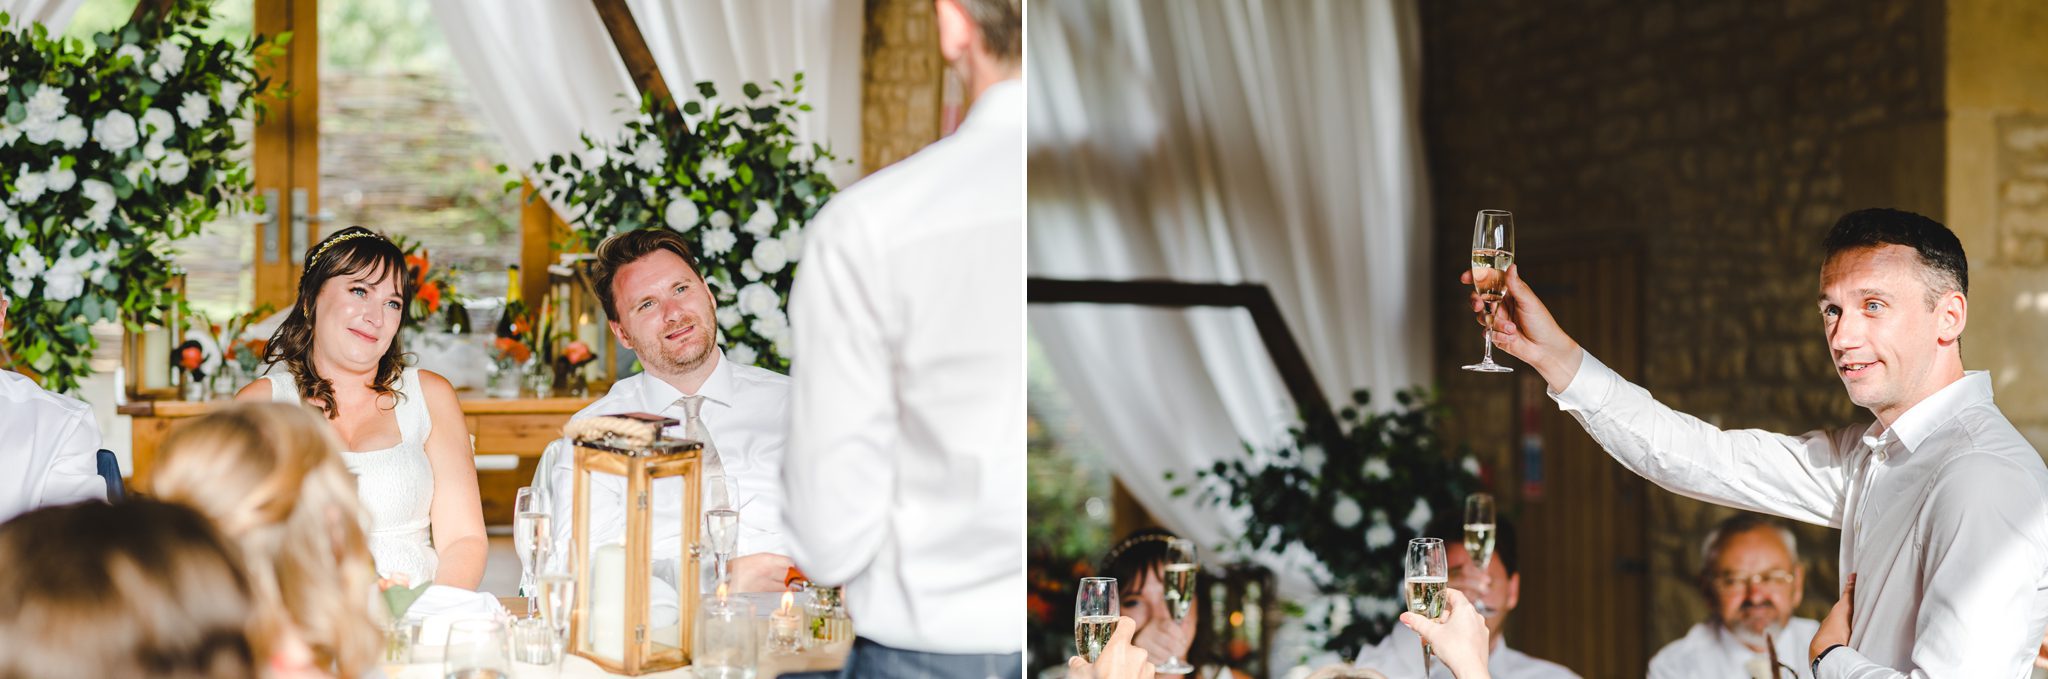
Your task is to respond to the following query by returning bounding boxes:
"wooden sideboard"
[119,394,597,525]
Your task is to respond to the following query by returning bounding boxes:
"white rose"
[113,44,146,68]
[218,81,246,111]
[177,92,210,127]
[1462,456,1481,477]
[12,168,46,203]
[740,259,761,282]
[5,243,44,279]
[6,276,28,299]
[736,282,780,318]
[1363,457,1391,481]
[123,160,152,185]
[0,207,21,242]
[1365,511,1395,549]
[1405,497,1432,535]
[726,343,758,367]
[92,111,140,153]
[700,226,737,255]
[1332,496,1363,529]
[715,305,741,329]
[0,122,19,147]
[229,117,253,142]
[751,308,788,344]
[752,237,787,275]
[742,200,777,238]
[580,147,608,170]
[708,210,732,230]
[25,86,68,123]
[140,108,176,142]
[81,179,116,225]
[0,68,8,83]
[22,118,55,145]
[630,138,665,173]
[43,160,75,194]
[53,115,87,148]
[699,155,731,182]
[143,139,166,161]
[663,197,699,231]
[148,40,186,81]
[780,229,803,263]
[1301,443,1326,475]
[158,151,190,185]
[44,252,88,302]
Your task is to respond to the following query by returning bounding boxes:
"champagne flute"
[1463,493,1497,615]
[512,487,549,614]
[1155,538,1199,675]
[1405,538,1449,673]
[701,481,739,587]
[1462,209,1516,373]
[443,619,511,679]
[1074,577,1120,663]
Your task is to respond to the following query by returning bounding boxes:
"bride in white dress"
[237,226,487,589]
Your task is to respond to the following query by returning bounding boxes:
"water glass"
[443,619,510,679]
[509,618,563,678]
[695,597,758,679]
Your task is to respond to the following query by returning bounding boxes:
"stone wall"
[861,0,944,175]
[1422,0,1946,658]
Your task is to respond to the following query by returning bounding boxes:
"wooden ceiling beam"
[590,0,675,111]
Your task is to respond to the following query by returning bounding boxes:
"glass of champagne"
[513,487,549,614]
[705,481,739,587]
[1074,577,1120,664]
[1405,538,1449,672]
[1462,209,1516,373]
[443,619,511,679]
[1463,493,1497,615]
[1155,538,1199,675]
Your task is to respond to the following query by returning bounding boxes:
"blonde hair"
[152,402,382,677]
[0,500,260,679]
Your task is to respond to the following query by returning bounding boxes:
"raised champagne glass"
[1463,492,1497,615]
[1155,538,1198,675]
[1406,538,1449,673]
[1463,209,1516,373]
[1075,577,1120,664]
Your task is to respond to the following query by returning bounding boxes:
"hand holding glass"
[1406,538,1450,673]
[1074,577,1119,663]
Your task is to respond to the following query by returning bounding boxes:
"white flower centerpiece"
[0,7,278,393]
[1177,388,1483,659]
[527,76,841,373]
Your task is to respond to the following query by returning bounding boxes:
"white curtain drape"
[0,0,83,28]
[428,0,641,187]
[625,0,864,188]
[1028,0,1431,599]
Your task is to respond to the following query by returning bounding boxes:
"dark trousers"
[819,636,1023,679]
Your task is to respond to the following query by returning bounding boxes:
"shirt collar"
[1859,371,1993,454]
[961,78,1024,134]
[636,349,736,414]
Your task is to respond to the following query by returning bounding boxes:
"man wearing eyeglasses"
[1651,515,1820,679]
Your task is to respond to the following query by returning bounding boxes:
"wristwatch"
[1811,643,1845,677]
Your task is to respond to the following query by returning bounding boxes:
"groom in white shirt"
[1471,208,2048,678]
[782,0,1024,676]
[0,294,108,522]
[540,228,796,594]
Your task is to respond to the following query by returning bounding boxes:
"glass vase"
[487,359,521,399]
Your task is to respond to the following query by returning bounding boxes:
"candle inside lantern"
[590,542,626,661]
[766,590,805,655]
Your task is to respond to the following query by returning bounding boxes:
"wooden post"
[590,0,674,111]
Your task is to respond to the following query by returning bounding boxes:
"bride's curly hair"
[261,226,411,419]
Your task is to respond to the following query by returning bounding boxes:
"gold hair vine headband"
[308,231,381,267]
[1100,533,1178,568]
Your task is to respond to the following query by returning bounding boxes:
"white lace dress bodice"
[265,367,438,584]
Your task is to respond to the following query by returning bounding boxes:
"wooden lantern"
[566,413,704,675]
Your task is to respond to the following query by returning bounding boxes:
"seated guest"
[1355,516,1578,679]
[538,228,795,593]
[1649,514,1818,679]
[152,402,382,679]
[1098,528,1248,679]
[0,293,106,522]
[238,226,486,589]
[0,500,261,679]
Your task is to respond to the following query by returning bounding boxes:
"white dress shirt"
[0,369,106,521]
[539,350,793,573]
[782,78,1025,655]
[1552,350,2048,679]
[1650,618,1821,679]
[1355,624,1579,679]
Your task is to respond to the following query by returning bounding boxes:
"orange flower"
[512,317,531,337]
[1027,593,1051,622]
[417,281,442,313]
[248,339,267,356]
[562,341,593,366]
[406,253,430,288]
[495,337,532,363]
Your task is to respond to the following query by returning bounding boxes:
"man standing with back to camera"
[1468,208,2048,677]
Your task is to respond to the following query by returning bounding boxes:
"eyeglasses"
[1710,569,1796,591]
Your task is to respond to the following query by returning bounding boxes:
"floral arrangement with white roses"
[0,6,279,393]
[526,75,840,373]
[1177,387,1483,660]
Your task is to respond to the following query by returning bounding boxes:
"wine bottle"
[495,264,524,338]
